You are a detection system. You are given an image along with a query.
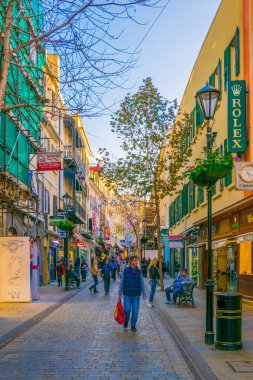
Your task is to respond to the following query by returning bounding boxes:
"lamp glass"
[142,219,147,228]
[62,192,72,208]
[196,84,220,120]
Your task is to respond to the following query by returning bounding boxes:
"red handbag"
[114,301,125,325]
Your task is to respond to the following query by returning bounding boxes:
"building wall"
[167,0,253,295]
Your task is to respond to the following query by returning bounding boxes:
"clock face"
[239,164,253,183]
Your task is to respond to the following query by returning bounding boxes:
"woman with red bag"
[118,256,147,332]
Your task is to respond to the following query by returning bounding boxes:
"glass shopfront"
[188,247,198,283]
[213,242,238,292]
[170,248,183,278]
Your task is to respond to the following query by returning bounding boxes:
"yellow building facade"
[168,0,253,299]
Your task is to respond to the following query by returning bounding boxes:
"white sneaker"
[148,303,153,308]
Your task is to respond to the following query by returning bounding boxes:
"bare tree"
[0,0,163,116]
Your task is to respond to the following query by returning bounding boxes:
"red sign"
[37,152,62,171]
[169,235,183,240]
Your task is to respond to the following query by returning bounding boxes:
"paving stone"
[0,279,193,379]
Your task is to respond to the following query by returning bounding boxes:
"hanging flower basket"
[185,152,234,187]
[58,219,75,232]
[141,235,148,244]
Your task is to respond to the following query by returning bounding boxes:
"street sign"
[58,229,66,239]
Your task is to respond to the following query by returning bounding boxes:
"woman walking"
[89,258,100,293]
[148,258,160,308]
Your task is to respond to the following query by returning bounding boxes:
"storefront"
[212,239,238,293]
[237,232,253,298]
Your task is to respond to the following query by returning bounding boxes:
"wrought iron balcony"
[64,145,82,168]
[67,198,86,225]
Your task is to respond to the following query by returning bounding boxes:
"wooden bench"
[177,282,197,308]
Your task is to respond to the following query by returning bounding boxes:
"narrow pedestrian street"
[0,279,193,380]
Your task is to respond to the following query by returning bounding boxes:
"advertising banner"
[37,152,62,171]
[227,80,246,153]
[0,237,31,302]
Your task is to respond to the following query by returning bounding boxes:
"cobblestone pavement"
[0,279,193,380]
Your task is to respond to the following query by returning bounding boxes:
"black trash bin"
[215,293,242,351]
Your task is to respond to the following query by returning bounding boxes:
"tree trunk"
[133,227,141,262]
[0,0,14,110]
[155,193,164,291]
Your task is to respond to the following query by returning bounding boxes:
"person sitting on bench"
[165,268,192,304]
[68,264,81,288]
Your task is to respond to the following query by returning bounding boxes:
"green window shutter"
[224,139,232,186]
[212,183,216,196]
[175,197,178,223]
[219,144,224,191]
[218,59,222,91]
[182,184,189,216]
[209,72,215,87]
[190,109,196,139]
[235,27,240,76]
[179,192,182,220]
[197,186,204,206]
[224,46,231,91]
[189,181,195,211]
[195,99,203,126]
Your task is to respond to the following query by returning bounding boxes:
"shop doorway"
[213,243,237,292]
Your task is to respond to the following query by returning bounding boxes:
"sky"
[84,0,222,160]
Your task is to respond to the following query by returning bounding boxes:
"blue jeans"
[124,295,140,328]
[149,279,157,303]
[165,286,181,302]
[90,275,98,291]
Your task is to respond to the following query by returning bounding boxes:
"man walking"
[118,256,147,332]
[101,259,112,295]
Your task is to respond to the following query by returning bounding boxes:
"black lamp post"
[196,84,221,344]
[142,218,147,261]
[62,192,72,291]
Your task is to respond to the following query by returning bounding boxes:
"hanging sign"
[227,80,246,153]
[235,162,253,190]
[37,152,62,171]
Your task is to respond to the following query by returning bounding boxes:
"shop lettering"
[247,214,253,224]
[228,81,246,153]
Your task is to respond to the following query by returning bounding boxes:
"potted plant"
[185,151,234,187]
[58,219,75,232]
[141,235,148,244]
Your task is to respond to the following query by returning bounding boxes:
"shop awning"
[73,230,84,241]
[212,239,227,250]
[237,232,253,243]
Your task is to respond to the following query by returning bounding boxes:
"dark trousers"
[81,268,86,281]
[57,274,63,287]
[103,275,110,294]
[112,269,116,281]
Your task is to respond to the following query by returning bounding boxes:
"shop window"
[239,242,253,275]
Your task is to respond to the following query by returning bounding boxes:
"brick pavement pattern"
[0,280,193,380]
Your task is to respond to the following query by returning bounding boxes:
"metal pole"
[144,242,146,260]
[205,121,214,344]
[64,232,69,291]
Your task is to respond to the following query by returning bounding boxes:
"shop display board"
[0,237,31,302]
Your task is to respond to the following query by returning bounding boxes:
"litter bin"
[215,293,242,351]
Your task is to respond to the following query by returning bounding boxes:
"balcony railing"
[64,145,82,167]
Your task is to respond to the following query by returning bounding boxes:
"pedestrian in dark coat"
[118,256,147,332]
[101,259,112,295]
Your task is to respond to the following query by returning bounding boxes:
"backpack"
[58,263,63,273]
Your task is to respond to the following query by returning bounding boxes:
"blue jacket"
[102,264,111,276]
[110,262,118,270]
[119,266,146,297]
[174,275,192,290]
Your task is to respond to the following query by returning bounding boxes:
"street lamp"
[142,218,147,261]
[196,83,221,344]
[62,192,72,291]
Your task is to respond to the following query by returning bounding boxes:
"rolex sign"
[228,80,246,153]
